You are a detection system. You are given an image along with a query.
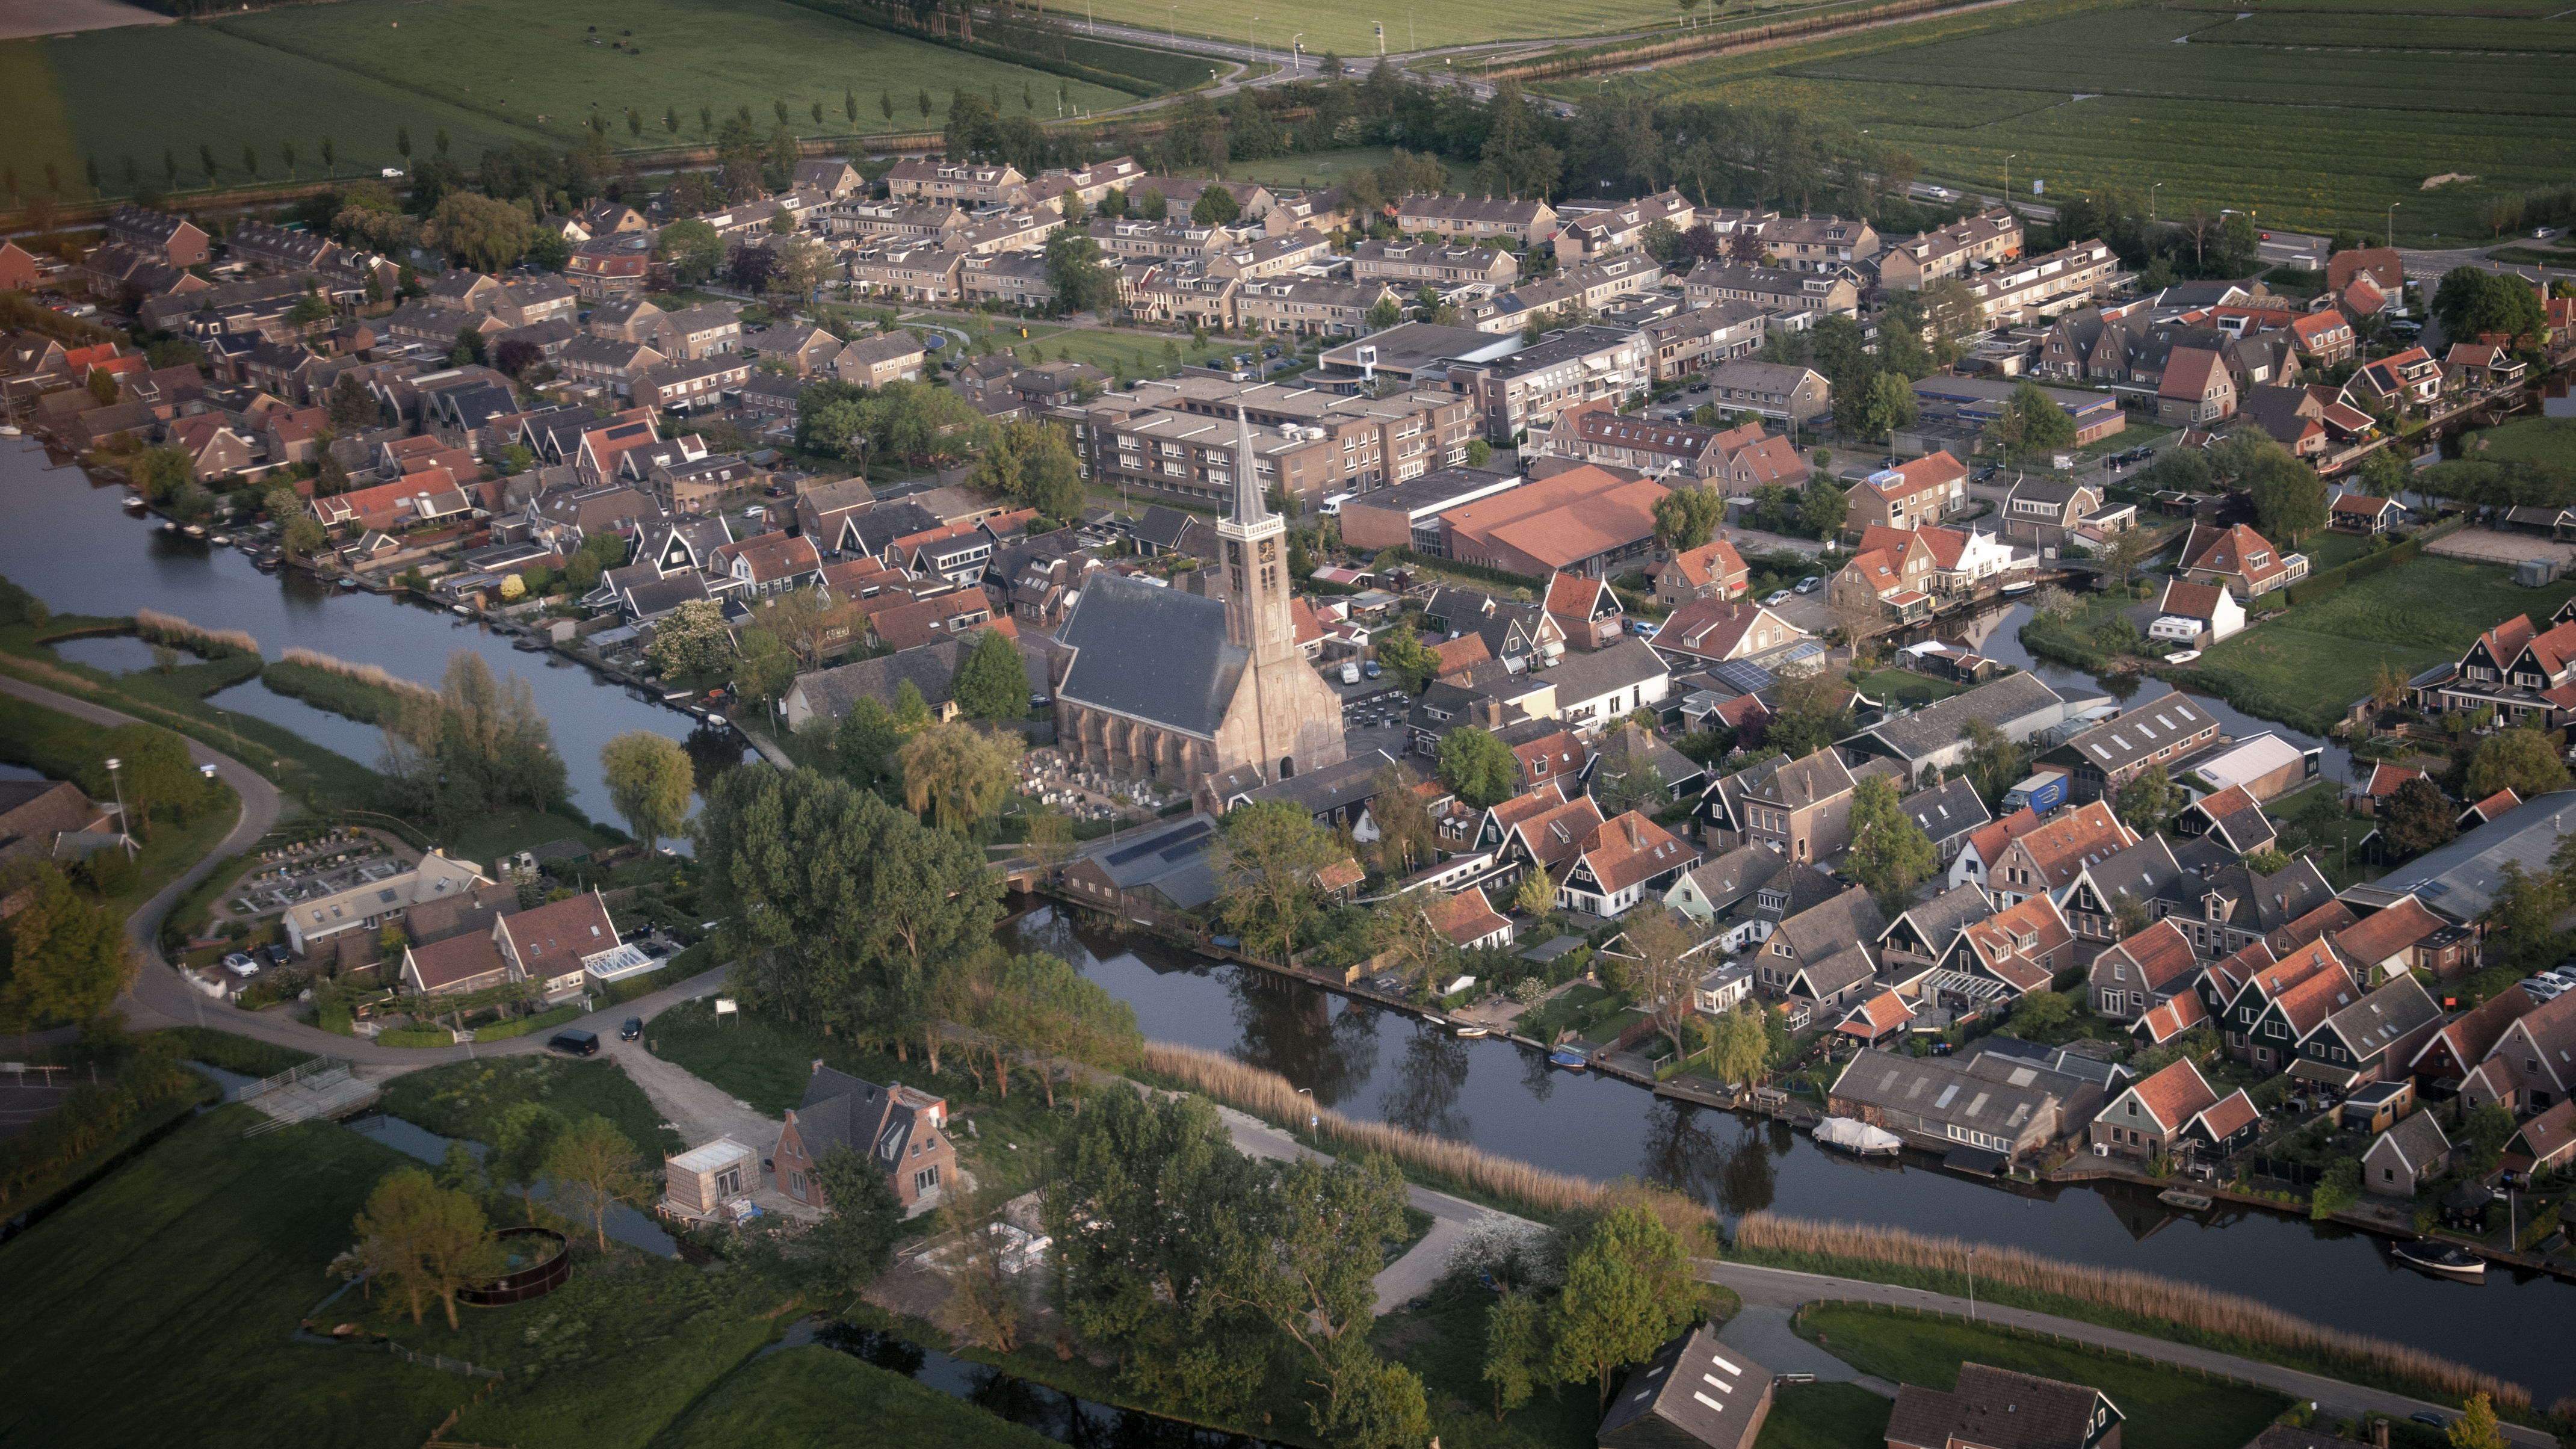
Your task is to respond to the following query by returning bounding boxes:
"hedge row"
[471,1004,583,1042]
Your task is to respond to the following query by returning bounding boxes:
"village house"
[1393,194,1558,246]
[1850,452,1968,533]
[773,1063,956,1209]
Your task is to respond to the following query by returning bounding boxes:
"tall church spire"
[1231,403,1270,527]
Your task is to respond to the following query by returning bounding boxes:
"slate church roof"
[1057,573,1247,739]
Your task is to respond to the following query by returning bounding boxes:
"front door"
[716,1166,743,1197]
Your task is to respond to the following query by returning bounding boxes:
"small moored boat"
[2164,649,2201,665]
[182,524,206,538]
[1998,578,2036,597]
[1452,1023,1489,1039]
[1548,1046,1589,1071]
[0,423,22,436]
[2391,1238,2485,1281]
[451,604,472,616]
[1814,1116,1905,1158]
[2157,1188,2214,1211]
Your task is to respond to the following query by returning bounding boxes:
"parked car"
[620,1017,643,1042]
[1341,661,1362,685]
[1762,589,1794,607]
[221,952,260,978]
[549,1029,601,1057]
[1793,575,1823,594]
[1363,660,1382,679]
[1629,620,1659,638]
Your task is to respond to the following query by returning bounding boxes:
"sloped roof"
[2133,989,2209,1045]
[1572,811,1693,894]
[1859,672,2068,763]
[2120,1057,2219,1133]
[1057,573,1244,740]
[1596,1325,1769,1449]
[2191,1088,2261,1142]
[2100,917,2200,993]
[2330,896,2444,968]
[405,931,508,991]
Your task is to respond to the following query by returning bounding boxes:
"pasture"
[1163,144,1477,193]
[1068,0,1843,61]
[1545,0,2576,238]
[0,0,1143,200]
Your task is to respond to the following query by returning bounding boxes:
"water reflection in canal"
[1003,906,2576,1401]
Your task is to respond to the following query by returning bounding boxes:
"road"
[1705,1261,2555,1447]
[0,675,739,1073]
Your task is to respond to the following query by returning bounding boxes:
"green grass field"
[2193,551,2576,732]
[1537,0,2576,238]
[0,1107,473,1448]
[2477,417,2576,469]
[0,0,1141,198]
[1370,1290,1602,1449]
[1161,144,1477,193]
[1797,1305,2291,1449]
[644,1346,1058,1449]
[1074,0,1835,61]
[1755,1382,1894,1448]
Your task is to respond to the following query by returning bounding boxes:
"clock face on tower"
[1258,537,1277,563]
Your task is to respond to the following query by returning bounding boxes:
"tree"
[351,1168,502,1330]
[1552,1207,1683,1408]
[1983,380,2078,460]
[1207,1150,1409,1397]
[2111,891,2152,941]
[2430,267,2547,345]
[799,1141,903,1288]
[2245,446,2328,545]
[1135,186,1167,221]
[648,598,734,679]
[899,721,1021,835]
[968,418,1086,518]
[601,731,694,852]
[1212,800,1344,961]
[1799,476,1849,541]
[834,696,904,794]
[2447,1393,2510,1449]
[1438,726,1520,808]
[2380,775,2457,855]
[1855,369,1920,442]
[2463,1102,2516,1175]
[2357,443,2411,501]
[656,217,726,285]
[950,628,1030,723]
[1309,1331,1433,1449]
[1846,774,1937,910]
[2485,859,2568,959]
[1708,1004,1770,1086]
[1621,910,1702,1062]
[0,862,131,1030]
[1190,185,1241,226]
[2309,1155,2362,1220]
[426,191,531,272]
[1369,761,1439,876]
[2467,727,2570,800]
[1960,716,2026,806]
[1512,866,1556,919]
[537,1115,648,1252]
[2006,988,2074,1039]
[776,233,835,300]
[102,722,204,841]
[2114,760,2183,831]
[1483,1289,1546,1422]
[1652,485,1723,550]
[1373,623,1443,694]
[490,1101,566,1225]
[894,679,933,732]
[326,371,377,432]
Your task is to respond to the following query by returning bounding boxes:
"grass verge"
[376,1054,684,1160]
[1754,1382,1895,1448]
[1794,1302,2290,1449]
[643,1344,1057,1449]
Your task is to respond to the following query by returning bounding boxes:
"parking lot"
[1336,679,1416,764]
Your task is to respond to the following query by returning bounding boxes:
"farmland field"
[2191,551,2576,731]
[1540,0,2576,238]
[1070,0,1859,60]
[0,0,1149,198]
[1160,145,1477,193]
[2190,11,2576,48]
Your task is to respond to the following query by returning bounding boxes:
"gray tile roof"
[2346,788,2576,922]
[793,1064,939,1172]
[1900,776,1992,845]
[1058,573,1246,740]
[1676,844,1791,916]
[1853,672,2069,764]
[1596,1324,1769,1449]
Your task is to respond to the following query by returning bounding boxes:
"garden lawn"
[647,996,1076,1197]
[2190,552,2576,733]
[1796,1303,2290,1449]
[375,1054,684,1160]
[1853,669,1965,708]
[439,805,621,869]
[644,1345,1057,1449]
[1754,1382,1894,1449]
[1535,0,2576,238]
[991,324,1238,381]
[0,1107,466,1448]
[2297,528,2384,575]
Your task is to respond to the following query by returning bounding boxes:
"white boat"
[2164,649,2201,664]
[2391,1239,2485,1282]
[210,534,230,546]
[2157,1188,2214,1211]
[182,524,205,538]
[451,604,472,616]
[1813,1117,1904,1157]
[0,423,22,436]
[1452,1023,1489,1039]
[1998,579,2037,597]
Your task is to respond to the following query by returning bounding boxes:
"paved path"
[1703,1261,2549,1446]
[1211,1102,1512,1314]
[1715,1303,1899,1397]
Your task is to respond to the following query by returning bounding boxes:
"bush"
[471,1003,582,1041]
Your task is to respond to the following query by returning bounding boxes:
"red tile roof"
[2125,1057,2220,1132]
[2191,1089,2261,1142]
[1836,989,1914,1039]
[2330,897,2444,970]
[2105,918,2201,993]
[1423,888,1510,945]
[1571,811,1692,894]
[2361,762,2423,798]
[2134,990,2209,1045]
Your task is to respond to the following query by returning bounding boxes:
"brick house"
[1652,539,1749,606]
[1850,451,1966,533]
[105,205,211,267]
[2157,346,2237,424]
[2178,521,2306,599]
[772,1063,956,1208]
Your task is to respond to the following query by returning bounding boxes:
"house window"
[791,1170,807,1197]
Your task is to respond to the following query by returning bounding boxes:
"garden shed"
[663,1136,756,1218]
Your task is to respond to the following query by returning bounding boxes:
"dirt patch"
[1373,1313,1447,1355]
[2421,527,2576,566]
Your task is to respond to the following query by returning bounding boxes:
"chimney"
[811,1059,825,1073]
[1484,698,1504,728]
[1624,816,1642,849]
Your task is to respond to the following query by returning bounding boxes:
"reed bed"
[276,647,436,700]
[1146,1040,1626,1219]
[132,607,257,657]
[1736,1214,2528,1412]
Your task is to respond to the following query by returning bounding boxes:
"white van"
[1340,661,1361,685]
[1319,493,1354,517]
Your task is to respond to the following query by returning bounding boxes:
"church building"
[1055,407,1348,813]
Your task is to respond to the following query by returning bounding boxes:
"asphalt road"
[0,675,734,1074]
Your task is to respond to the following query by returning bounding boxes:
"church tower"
[1211,404,1344,786]
[1219,404,1297,664]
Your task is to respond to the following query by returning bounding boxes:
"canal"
[0,439,729,830]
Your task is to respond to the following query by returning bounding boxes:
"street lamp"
[2387,200,2400,248]
[1295,1086,1318,1129]
[2149,182,2161,221]
[1966,1244,1979,1321]
[2003,154,2016,208]
[1291,32,1303,71]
